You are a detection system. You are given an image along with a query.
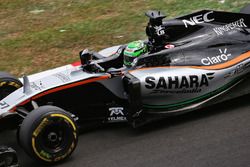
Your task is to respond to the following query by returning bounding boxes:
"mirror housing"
[79,49,92,65]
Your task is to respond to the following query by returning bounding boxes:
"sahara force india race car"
[0,4,250,165]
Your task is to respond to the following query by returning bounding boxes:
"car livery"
[0,6,249,165]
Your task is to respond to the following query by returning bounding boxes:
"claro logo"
[201,48,231,66]
[182,11,214,28]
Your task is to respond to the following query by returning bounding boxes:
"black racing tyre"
[240,4,250,14]
[0,72,22,100]
[18,105,78,164]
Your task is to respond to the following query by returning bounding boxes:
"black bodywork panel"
[136,10,250,68]
[31,82,128,124]
[19,10,250,127]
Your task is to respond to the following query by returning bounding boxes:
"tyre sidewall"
[19,106,78,163]
[0,72,22,100]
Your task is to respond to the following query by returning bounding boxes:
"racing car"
[0,4,250,165]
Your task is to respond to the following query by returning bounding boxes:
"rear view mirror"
[79,49,92,65]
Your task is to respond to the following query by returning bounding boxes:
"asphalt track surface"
[1,94,250,167]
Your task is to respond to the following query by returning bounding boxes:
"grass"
[0,0,249,76]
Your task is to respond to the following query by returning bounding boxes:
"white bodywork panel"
[0,45,122,118]
[0,63,109,118]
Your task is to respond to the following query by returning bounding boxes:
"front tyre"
[18,106,78,164]
[0,72,22,100]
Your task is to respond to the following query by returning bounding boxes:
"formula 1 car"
[0,4,250,165]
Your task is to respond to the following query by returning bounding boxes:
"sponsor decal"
[154,25,165,36]
[108,107,126,121]
[151,88,201,94]
[201,48,231,65]
[0,101,9,109]
[53,73,70,83]
[145,73,214,94]
[213,18,247,36]
[224,62,250,78]
[30,82,42,91]
[165,44,175,49]
[182,11,214,28]
[40,150,52,159]
[33,118,49,137]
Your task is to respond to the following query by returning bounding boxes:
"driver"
[80,11,170,71]
[123,40,148,67]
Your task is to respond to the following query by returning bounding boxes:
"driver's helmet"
[123,40,147,66]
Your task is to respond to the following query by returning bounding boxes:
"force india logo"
[201,48,231,65]
[145,73,214,94]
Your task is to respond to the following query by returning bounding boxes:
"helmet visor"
[124,55,137,66]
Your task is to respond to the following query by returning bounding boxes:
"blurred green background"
[0,0,249,76]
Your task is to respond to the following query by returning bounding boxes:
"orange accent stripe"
[131,51,250,72]
[9,107,17,112]
[18,75,110,106]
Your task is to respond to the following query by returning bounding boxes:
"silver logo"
[182,11,214,28]
[201,48,231,65]
[109,107,124,116]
